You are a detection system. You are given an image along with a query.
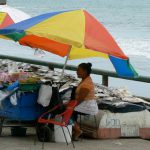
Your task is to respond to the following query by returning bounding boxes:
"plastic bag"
[7,80,19,91]
[0,91,7,108]
[10,93,17,106]
[37,84,52,107]
[0,72,11,82]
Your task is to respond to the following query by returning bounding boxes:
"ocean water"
[0,0,150,97]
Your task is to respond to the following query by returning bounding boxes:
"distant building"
[0,0,6,5]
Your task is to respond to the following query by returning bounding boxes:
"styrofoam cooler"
[54,125,72,143]
[79,110,150,139]
[139,110,150,139]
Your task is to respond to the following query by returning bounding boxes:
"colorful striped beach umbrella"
[0,9,138,78]
[0,5,30,29]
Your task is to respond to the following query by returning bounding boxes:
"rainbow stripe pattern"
[0,9,138,78]
[0,12,14,29]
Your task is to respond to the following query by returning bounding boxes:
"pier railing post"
[102,75,108,86]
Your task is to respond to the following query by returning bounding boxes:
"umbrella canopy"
[0,9,138,78]
[0,4,30,29]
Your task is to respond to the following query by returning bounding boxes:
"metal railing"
[0,54,150,100]
[1,54,150,83]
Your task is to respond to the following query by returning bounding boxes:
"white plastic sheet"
[37,84,52,107]
[10,93,17,106]
[0,90,7,108]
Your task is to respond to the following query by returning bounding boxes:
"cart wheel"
[0,118,4,136]
[36,125,52,142]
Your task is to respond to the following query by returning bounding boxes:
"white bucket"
[54,125,72,143]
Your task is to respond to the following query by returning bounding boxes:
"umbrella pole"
[60,48,71,78]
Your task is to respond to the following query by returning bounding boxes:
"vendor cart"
[0,80,69,141]
[0,83,44,136]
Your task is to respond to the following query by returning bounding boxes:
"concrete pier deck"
[0,128,149,150]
